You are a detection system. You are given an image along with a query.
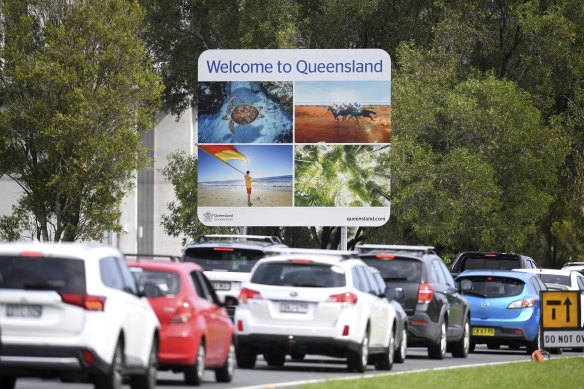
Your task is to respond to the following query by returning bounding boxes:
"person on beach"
[244,171,254,206]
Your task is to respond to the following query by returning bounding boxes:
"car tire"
[215,341,235,383]
[428,321,447,360]
[95,340,124,389]
[347,330,369,373]
[290,351,306,360]
[526,328,541,355]
[130,338,158,389]
[264,351,286,367]
[469,341,476,353]
[0,376,16,389]
[451,318,470,358]
[184,340,205,386]
[394,326,407,363]
[374,328,395,371]
[235,345,257,369]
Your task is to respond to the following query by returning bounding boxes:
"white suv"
[181,234,287,317]
[0,242,160,389]
[234,252,397,372]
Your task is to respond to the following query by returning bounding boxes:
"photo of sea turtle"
[198,81,293,143]
[222,96,264,135]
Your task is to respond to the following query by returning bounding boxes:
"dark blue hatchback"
[455,270,547,354]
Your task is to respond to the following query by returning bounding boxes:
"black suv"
[450,251,539,278]
[357,244,470,359]
[181,234,287,317]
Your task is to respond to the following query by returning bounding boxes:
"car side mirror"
[223,296,239,308]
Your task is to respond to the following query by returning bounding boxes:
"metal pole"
[340,226,348,250]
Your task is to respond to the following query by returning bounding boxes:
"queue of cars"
[1,236,583,388]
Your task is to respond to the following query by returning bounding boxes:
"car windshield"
[539,274,571,286]
[131,269,181,296]
[459,276,525,298]
[462,257,520,271]
[183,247,264,272]
[360,257,422,283]
[250,262,346,287]
[0,255,85,293]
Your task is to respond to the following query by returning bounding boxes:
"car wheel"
[374,328,395,371]
[235,345,257,369]
[95,340,123,389]
[215,341,235,383]
[347,330,369,373]
[526,327,541,355]
[451,318,470,358]
[0,376,16,389]
[394,326,407,363]
[290,351,306,360]
[428,321,447,360]
[130,338,158,389]
[469,341,476,353]
[184,340,205,386]
[264,351,286,367]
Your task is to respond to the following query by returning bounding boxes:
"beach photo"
[295,80,391,143]
[198,144,293,207]
[295,144,391,207]
[198,81,293,144]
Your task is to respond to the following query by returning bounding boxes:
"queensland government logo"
[203,212,234,223]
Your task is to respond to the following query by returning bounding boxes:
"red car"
[127,259,235,385]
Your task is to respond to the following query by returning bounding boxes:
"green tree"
[0,0,162,242]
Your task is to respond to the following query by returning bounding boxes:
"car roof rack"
[563,262,584,267]
[356,244,436,255]
[194,234,284,245]
[124,253,181,262]
[264,247,359,260]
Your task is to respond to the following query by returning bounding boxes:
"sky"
[295,80,391,106]
[198,145,293,182]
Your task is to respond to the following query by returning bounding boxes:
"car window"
[577,276,584,290]
[132,269,181,296]
[251,262,346,288]
[462,257,521,271]
[539,274,571,286]
[360,257,422,283]
[198,271,221,305]
[437,260,455,287]
[183,247,265,272]
[115,258,138,295]
[352,267,367,292]
[431,260,447,285]
[356,266,378,294]
[100,257,124,291]
[459,276,525,298]
[0,255,85,293]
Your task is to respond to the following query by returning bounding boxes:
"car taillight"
[59,293,106,311]
[508,299,537,309]
[417,283,434,304]
[326,292,358,305]
[171,302,193,323]
[239,288,262,303]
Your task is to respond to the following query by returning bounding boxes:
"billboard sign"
[197,49,391,226]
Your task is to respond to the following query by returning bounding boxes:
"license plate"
[472,327,495,336]
[280,302,308,314]
[211,282,231,291]
[6,304,42,318]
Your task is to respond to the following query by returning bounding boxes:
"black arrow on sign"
[564,297,572,322]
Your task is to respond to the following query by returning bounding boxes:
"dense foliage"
[0,0,162,241]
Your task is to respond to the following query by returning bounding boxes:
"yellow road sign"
[542,291,579,328]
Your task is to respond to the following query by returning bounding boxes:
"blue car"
[455,270,547,354]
